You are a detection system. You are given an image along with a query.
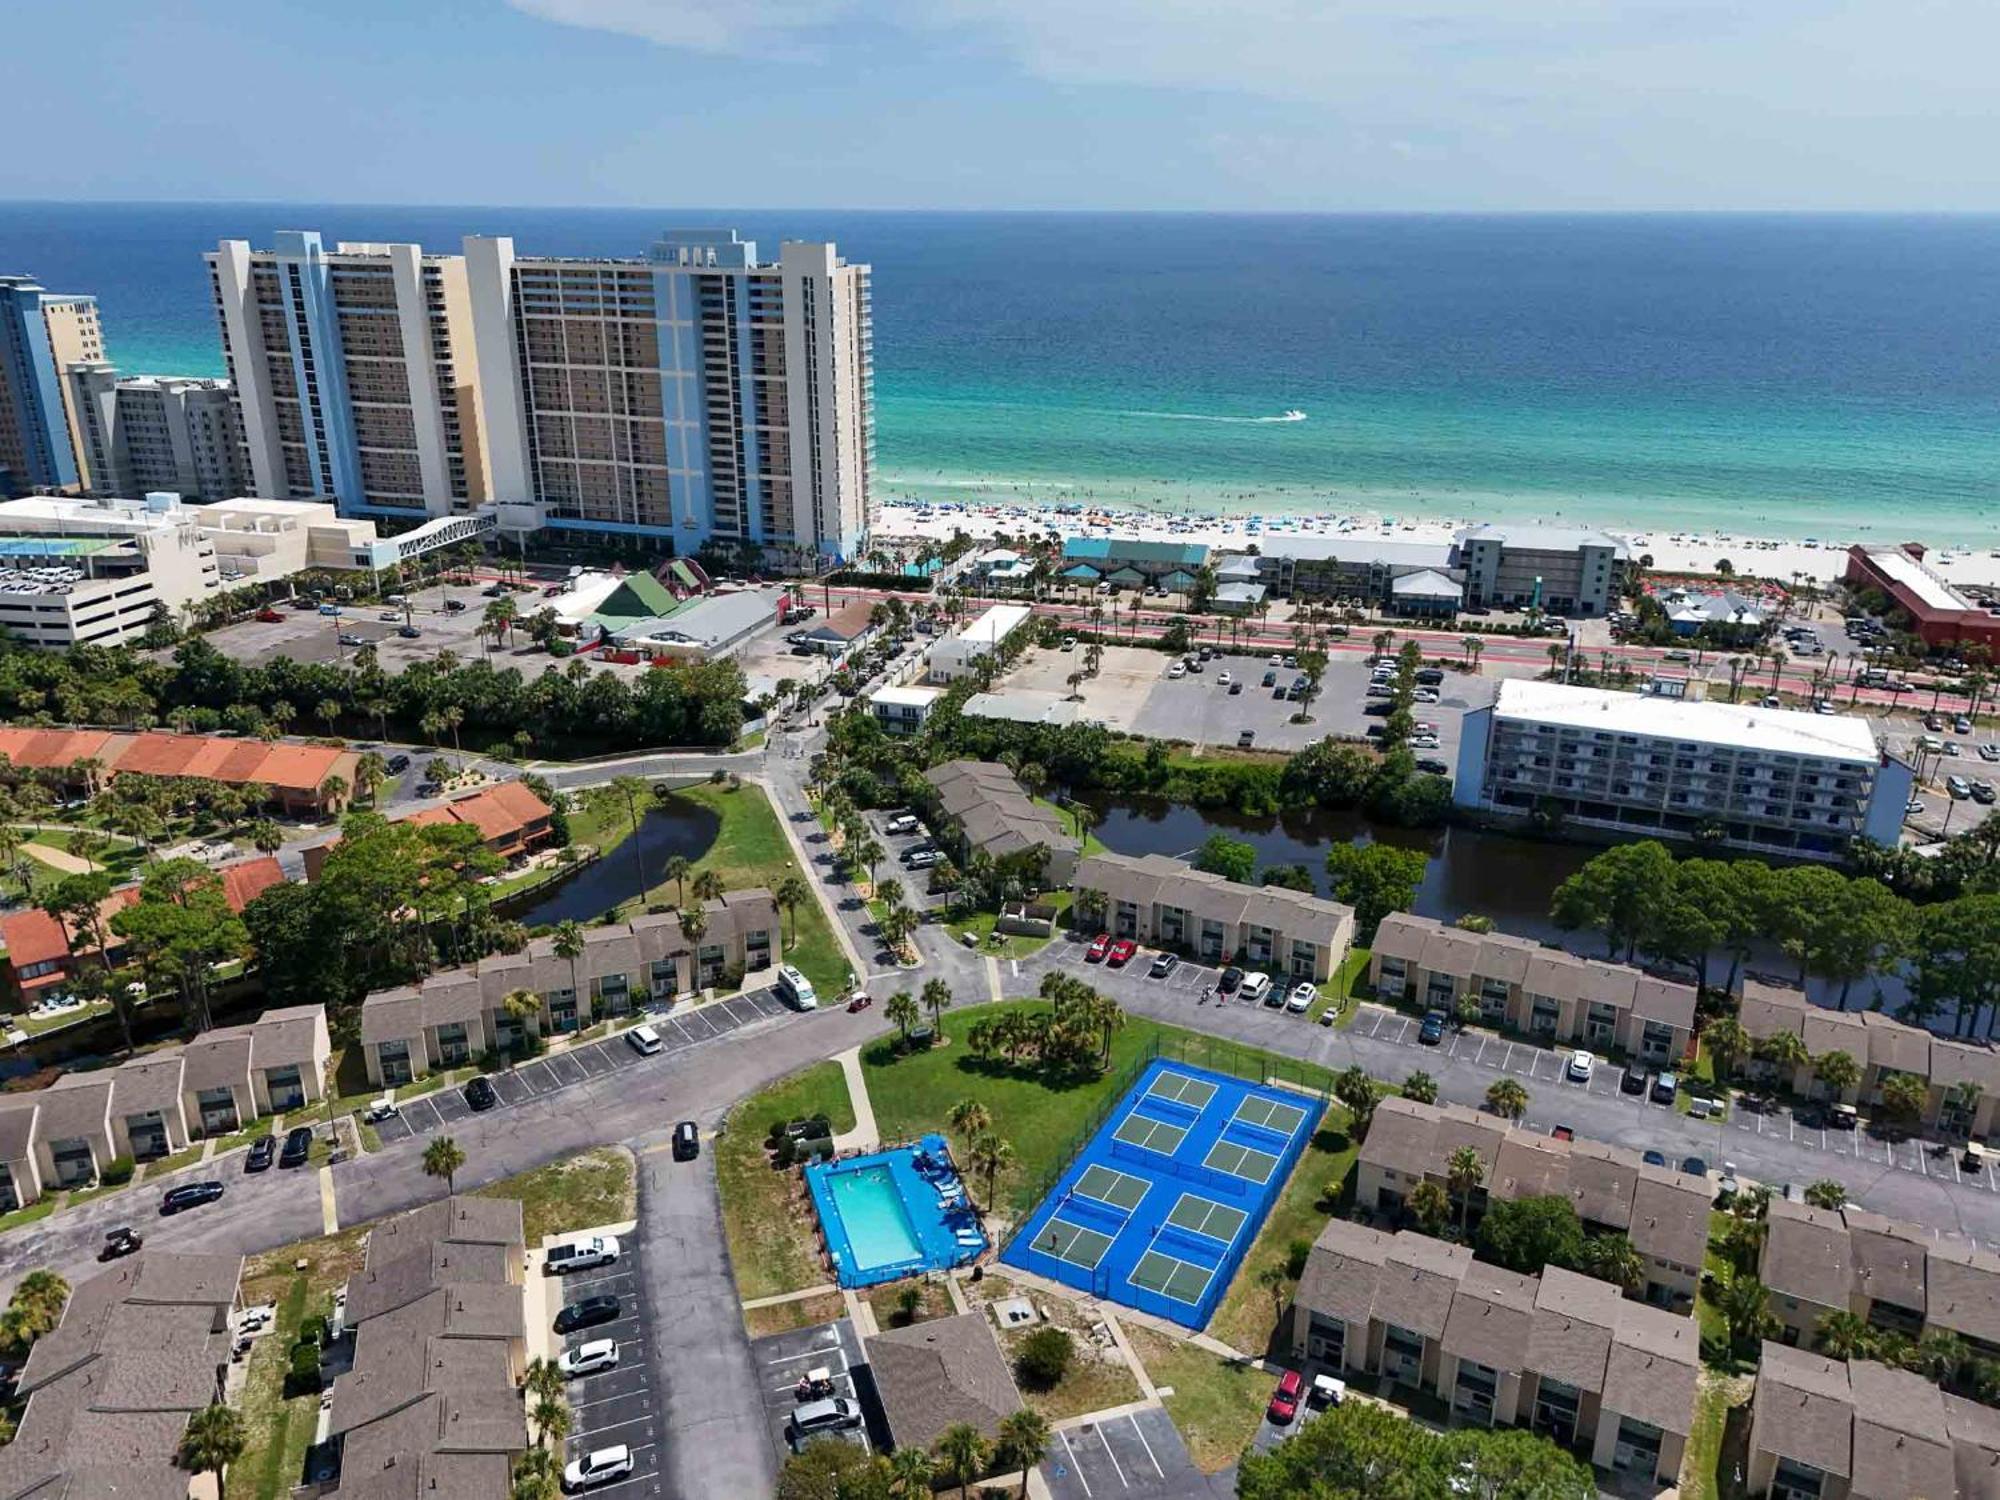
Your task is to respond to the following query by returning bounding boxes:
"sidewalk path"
[830,1045,879,1153]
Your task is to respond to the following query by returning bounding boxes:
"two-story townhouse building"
[358,893,779,1086]
[1075,851,1356,983]
[1289,1222,1698,1486]
[1370,913,1697,1067]
[1357,1096,1710,1307]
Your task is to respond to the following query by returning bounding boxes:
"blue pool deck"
[806,1132,989,1288]
[1001,1059,1322,1329]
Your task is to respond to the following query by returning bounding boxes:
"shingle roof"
[1754,1341,1853,1477]
[1627,1168,1711,1271]
[1528,1268,1621,1393]
[0,1098,39,1162]
[1848,1360,1955,1500]
[1739,979,1809,1042]
[1358,1095,1441,1180]
[867,1313,1023,1450]
[1374,1236,1473,1342]
[1943,1393,2000,1500]
[1844,1208,1927,1316]
[1294,1219,1391,1330]
[1860,1012,1932,1076]
[1604,1300,1699,1436]
[1927,1241,2000,1346]
[1440,1263,1536,1374]
[1761,1199,1854,1305]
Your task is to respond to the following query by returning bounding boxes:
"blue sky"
[5,0,1999,210]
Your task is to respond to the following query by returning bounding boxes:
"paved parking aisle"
[432,1087,473,1125]
[398,1095,445,1136]
[550,1051,589,1087]
[372,1112,412,1145]
[750,1317,873,1467]
[1043,1408,1219,1500]
[558,1235,664,1498]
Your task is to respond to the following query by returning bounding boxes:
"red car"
[1085,933,1111,962]
[1267,1369,1303,1424]
[1106,939,1137,968]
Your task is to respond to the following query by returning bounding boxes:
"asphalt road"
[1014,940,2000,1252]
[641,1140,780,1500]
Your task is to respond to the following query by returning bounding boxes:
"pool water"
[829,1165,923,1271]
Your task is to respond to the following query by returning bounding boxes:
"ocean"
[3,203,1997,546]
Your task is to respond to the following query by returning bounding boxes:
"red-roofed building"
[302,780,554,880]
[0,888,141,1004]
[1846,544,2000,654]
[0,730,357,816]
[217,856,286,913]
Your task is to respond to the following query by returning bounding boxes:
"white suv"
[565,1445,634,1489]
[560,1338,621,1377]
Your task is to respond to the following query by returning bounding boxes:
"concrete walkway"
[829,1045,879,1153]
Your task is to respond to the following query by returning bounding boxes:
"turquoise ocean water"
[2,204,1995,546]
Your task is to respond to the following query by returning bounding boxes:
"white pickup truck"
[545,1235,621,1275]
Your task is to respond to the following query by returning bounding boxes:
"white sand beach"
[875,500,2000,592]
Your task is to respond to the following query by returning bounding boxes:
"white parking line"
[1475,1036,1490,1065]
[1057,1431,1093,1498]
[571,1414,656,1440]
[1095,1423,1129,1487]
[571,1387,649,1413]
[1127,1414,1165,1478]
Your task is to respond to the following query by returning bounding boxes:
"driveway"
[1044,1407,1228,1500]
[643,1131,781,1499]
[1015,946,2000,1250]
[750,1317,874,1469]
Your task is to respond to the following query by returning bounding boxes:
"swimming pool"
[829,1165,923,1271]
[805,1133,988,1288]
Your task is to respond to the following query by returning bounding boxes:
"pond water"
[1078,794,1597,942]
[507,804,721,927]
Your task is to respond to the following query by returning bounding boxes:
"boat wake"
[1119,408,1307,424]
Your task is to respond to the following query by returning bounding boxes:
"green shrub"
[299,1314,329,1348]
[287,1341,322,1394]
[98,1156,134,1187]
[1015,1327,1074,1390]
[1286,1238,1314,1279]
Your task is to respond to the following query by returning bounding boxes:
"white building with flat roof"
[1452,523,1628,617]
[0,492,222,616]
[1455,679,1912,859]
[868,683,944,735]
[928,603,1032,682]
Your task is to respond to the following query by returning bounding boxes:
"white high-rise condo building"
[206,232,487,521]
[1455,680,1914,860]
[464,229,874,564]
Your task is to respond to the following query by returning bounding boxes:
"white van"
[777,965,818,1011]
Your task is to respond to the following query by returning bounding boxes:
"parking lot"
[749,1317,878,1467]
[556,1233,665,1497]
[371,988,797,1145]
[995,643,1495,764]
[863,808,945,912]
[1043,1407,1217,1500]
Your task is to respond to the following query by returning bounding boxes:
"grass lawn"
[227,1224,369,1500]
[863,1000,1337,1221]
[0,1199,55,1235]
[13,999,112,1037]
[1311,946,1372,1025]
[998,1297,1143,1422]
[1125,1324,1271,1473]
[942,906,1056,961]
[144,1142,208,1178]
[1679,1371,1746,1500]
[651,783,849,998]
[1206,1110,1357,1357]
[393,1065,478,1101]
[864,1276,955,1331]
[717,1062,857,1300]
[1036,796,1108,857]
[744,1290,847,1340]
[471,1145,636,1243]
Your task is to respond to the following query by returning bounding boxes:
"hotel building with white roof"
[1455,680,1913,859]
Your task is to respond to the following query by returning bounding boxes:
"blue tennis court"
[1002,1059,1323,1329]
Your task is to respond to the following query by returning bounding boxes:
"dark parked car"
[160,1181,225,1215]
[385,753,411,773]
[1415,758,1451,776]
[1216,966,1244,995]
[279,1126,314,1168]
[1414,668,1445,685]
[1620,1063,1647,1096]
[672,1121,700,1161]
[1643,1150,1667,1167]
[1418,1009,1447,1045]
[244,1135,275,1172]
[555,1295,621,1334]
[464,1076,498,1112]
[1680,1156,1709,1178]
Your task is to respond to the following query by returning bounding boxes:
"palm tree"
[1256,1260,1291,1325]
[887,1445,935,1499]
[609,775,653,906]
[1756,1028,1810,1083]
[13,1271,68,1335]
[886,991,920,1045]
[365,697,391,741]
[936,1421,990,1499]
[318,774,348,814]
[690,868,726,905]
[502,987,542,1049]
[1403,1070,1438,1105]
[921,978,954,1042]
[1910,1329,1967,1384]
[1577,1234,1645,1293]
[663,854,691,907]
[422,1135,466,1196]
[996,1408,1050,1496]
[850,835,885,895]
[1702,1015,1752,1083]
[1813,1049,1861,1100]
[1485,1078,1529,1120]
[176,1402,245,1484]
[774,873,809,949]
[1446,1145,1485,1236]
[524,1355,565,1407]
[353,751,388,806]
[966,1131,1013,1211]
[948,1098,990,1149]
[248,818,283,854]
[1814,1309,1874,1360]
[875,876,905,913]
[1803,1179,1847,1210]
[511,1449,561,1500]
[532,1393,570,1449]
[553,919,586,1025]
[1409,1178,1452,1235]
[1715,1268,1775,1352]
